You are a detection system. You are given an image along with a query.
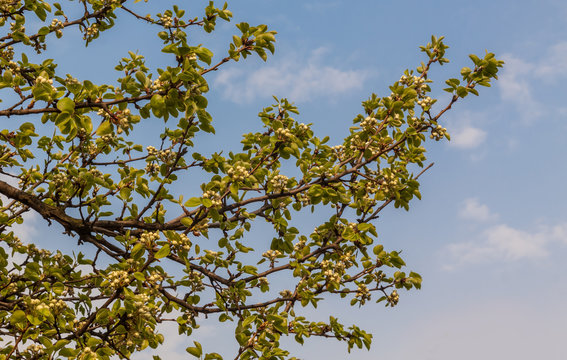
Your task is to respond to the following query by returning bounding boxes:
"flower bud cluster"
[389,290,399,305]
[49,298,67,313]
[157,148,175,163]
[257,277,269,287]
[360,116,378,131]
[320,259,345,283]
[108,270,129,289]
[51,172,68,187]
[50,18,63,30]
[28,298,50,313]
[204,250,218,258]
[355,283,371,302]
[20,243,51,259]
[26,344,45,356]
[129,293,155,320]
[6,60,19,72]
[340,251,354,267]
[169,232,192,251]
[0,45,14,61]
[323,268,341,283]
[9,22,24,32]
[430,124,448,140]
[417,96,433,109]
[0,0,15,11]
[379,171,399,196]
[275,127,293,140]
[151,78,167,91]
[331,144,345,155]
[295,192,310,206]
[262,249,282,261]
[297,123,310,133]
[227,164,249,182]
[103,0,122,6]
[99,133,116,145]
[309,165,327,176]
[84,23,98,39]
[279,289,293,297]
[145,162,160,175]
[147,271,164,286]
[65,75,80,86]
[79,347,96,360]
[399,74,428,92]
[88,167,103,179]
[141,231,160,247]
[348,134,368,152]
[145,147,161,174]
[35,74,56,91]
[188,271,205,292]
[293,237,307,252]
[160,15,173,28]
[202,190,222,207]
[124,331,143,348]
[100,108,132,133]
[269,174,289,192]
[359,189,377,208]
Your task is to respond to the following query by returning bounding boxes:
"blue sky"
[8,0,567,359]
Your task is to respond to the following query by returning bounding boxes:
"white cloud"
[444,110,487,150]
[445,198,567,268]
[449,125,486,149]
[498,54,543,122]
[215,47,368,103]
[535,41,567,79]
[446,224,550,266]
[458,198,498,222]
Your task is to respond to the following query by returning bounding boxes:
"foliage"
[0,1,503,359]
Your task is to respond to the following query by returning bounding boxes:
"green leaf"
[56,97,75,114]
[194,47,214,65]
[59,348,79,357]
[131,243,145,259]
[10,310,27,326]
[133,272,145,281]
[135,71,147,84]
[201,198,213,207]
[95,308,110,322]
[187,341,203,358]
[155,244,170,259]
[96,120,113,136]
[52,282,65,295]
[119,187,132,200]
[357,223,373,232]
[38,26,50,36]
[204,353,223,360]
[180,217,193,227]
[184,197,201,207]
[150,94,166,117]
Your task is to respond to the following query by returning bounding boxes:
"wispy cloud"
[534,41,567,79]
[458,198,498,222]
[214,47,369,103]
[445,111,487,150]
[447,224,550,265]
[445,199,567,268]
[498,54,543,122]
[449,126,486,149]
